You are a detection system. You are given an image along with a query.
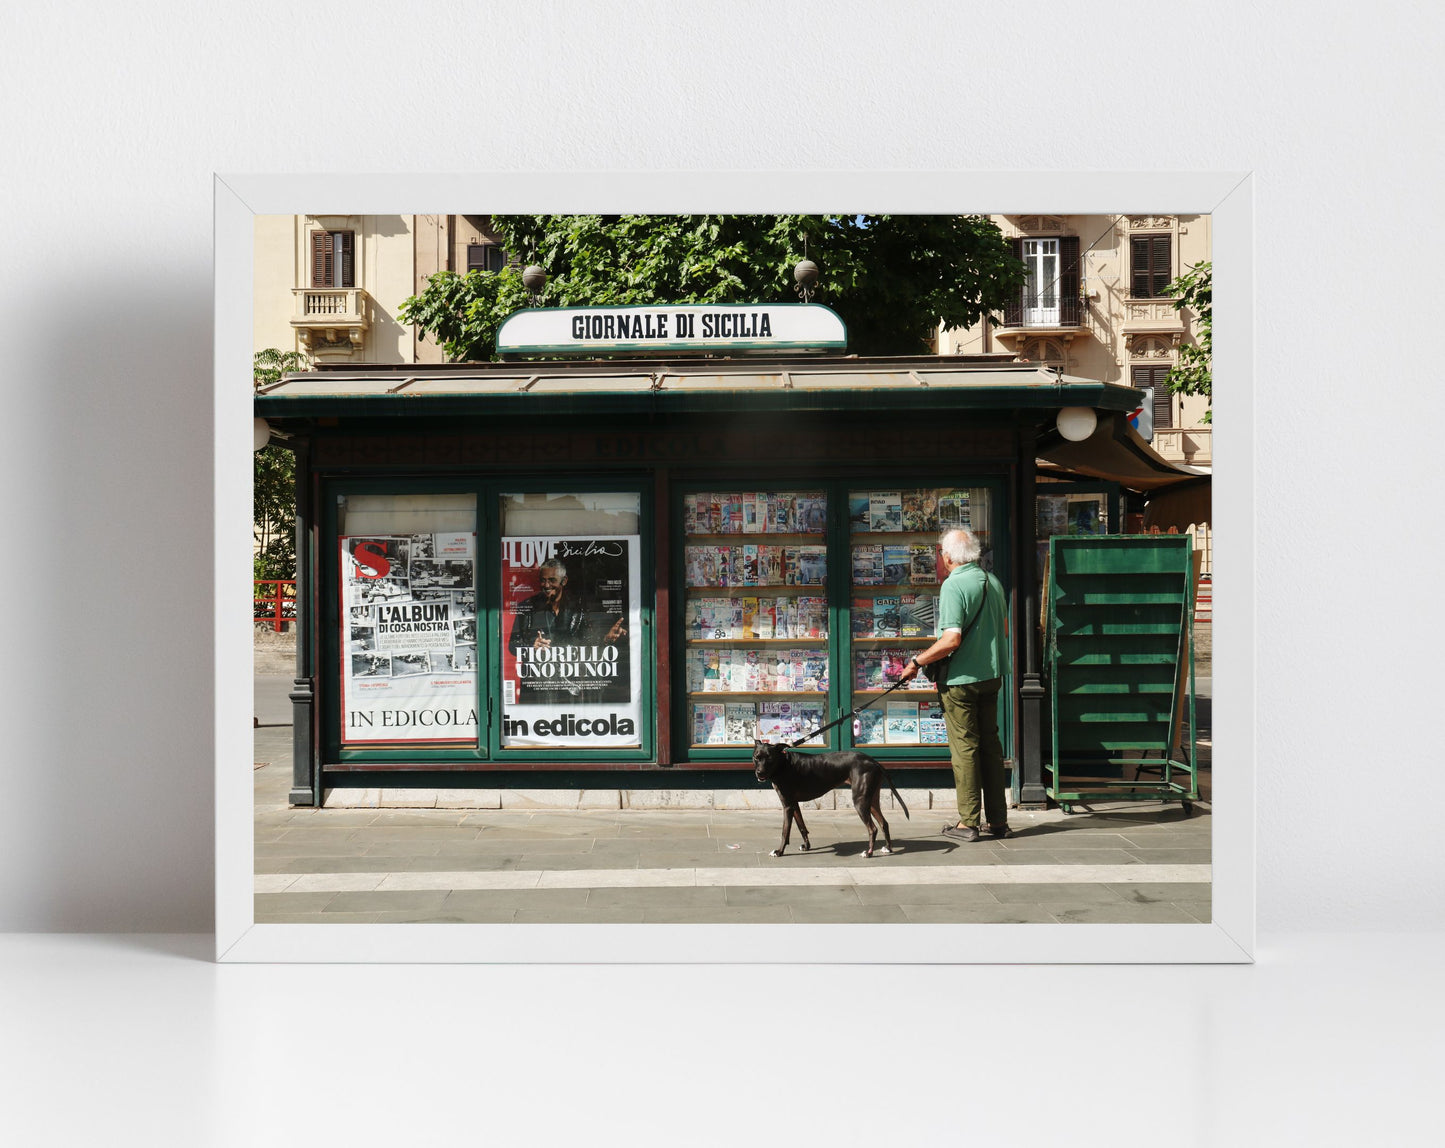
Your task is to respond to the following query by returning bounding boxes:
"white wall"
[2,0,1440,933]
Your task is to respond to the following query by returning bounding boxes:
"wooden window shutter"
[1131,365,1173,428]
[1004,237,1023,326]
[311,231,333,289]
[336,231,354,288]
[1131,235,1172,298]
[1060,235,1081,324]
[1153,377,1173,429]
[1130,236,1150,298]
[1151,235,1170,296]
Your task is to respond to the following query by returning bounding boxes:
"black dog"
[752,740,910,858]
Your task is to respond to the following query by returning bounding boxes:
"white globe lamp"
[1055,407,1098,442]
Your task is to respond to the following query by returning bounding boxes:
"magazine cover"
[869,491,903,532]
[724,701,757,744]
[885,699,921,744]
[702,649,721,691]
[910,543,939,584]
[873,596,901,638]
[919,699,948,745]
[937,493,961,530]
[742,495,762,533]
[797,545,827,584]
[767,494,793,533]
[848,493,870,530]
[693,702,727,745]
[798,595,828,638]
[883,544,910,585]
[854,707,886,746]
[727,649,748,691]
[794,492,827,533]
[901,593,936,637]
[852,544,884,585]
[755,545,779,585]
[902,490,928,532]
[852,597,874,637]
[501,534,640,748]
[744,648,762,690]
[340,533,479,745]
[754,598,776,639]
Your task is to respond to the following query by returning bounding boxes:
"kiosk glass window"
[499,491,644,750]
[336,493,478,747]
[680,490,831,749]
[845,487,992,749]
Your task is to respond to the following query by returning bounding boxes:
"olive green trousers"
[939,678,1007,828]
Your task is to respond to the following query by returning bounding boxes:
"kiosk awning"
[1037,410,1209,493]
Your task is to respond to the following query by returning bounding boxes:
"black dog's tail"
[884,768,910,819]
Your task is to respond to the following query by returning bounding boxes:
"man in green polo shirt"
[898,528,1012,841]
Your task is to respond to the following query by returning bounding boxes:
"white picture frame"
[217,171,1253,963]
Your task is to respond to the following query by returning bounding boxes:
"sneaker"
[942,824,980,842]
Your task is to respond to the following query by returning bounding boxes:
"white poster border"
[217,170,1253,964]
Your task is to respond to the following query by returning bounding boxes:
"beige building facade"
[253,214,508,366]
[941,213,1212,473]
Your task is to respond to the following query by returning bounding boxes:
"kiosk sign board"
[496,303,847,357]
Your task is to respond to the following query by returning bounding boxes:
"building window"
[311,230,355,289]
[1132,365,1173,429]
[1130,234,1172,298]
[467,243,508,274]
[1004,235,1082,327]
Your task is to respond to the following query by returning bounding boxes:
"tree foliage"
[253,349,306,581]
[399,214,1026,361]
[1163,260,1212,424]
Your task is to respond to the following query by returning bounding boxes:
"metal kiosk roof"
[255,354,1203,491]
[255,355,1138,418]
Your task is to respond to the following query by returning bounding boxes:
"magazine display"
[847,487,992,742]
[339,533,479,745]
[684,489,831,749]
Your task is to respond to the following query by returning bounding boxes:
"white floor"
[1,931,1439,1147]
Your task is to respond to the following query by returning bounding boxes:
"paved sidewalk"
[253,717,1212,926]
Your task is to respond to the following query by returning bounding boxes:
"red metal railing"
[254,580,298,632]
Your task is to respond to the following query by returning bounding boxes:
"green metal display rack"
[1045,534,1199,814]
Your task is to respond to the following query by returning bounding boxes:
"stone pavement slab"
[253,720,1214,925]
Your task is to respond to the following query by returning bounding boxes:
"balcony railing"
[293,287,365,322]
[1151,426,1212,467]
[290,287,368,358]
[1001,290,1088,331]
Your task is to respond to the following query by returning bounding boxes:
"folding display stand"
[1045,534,1199,814]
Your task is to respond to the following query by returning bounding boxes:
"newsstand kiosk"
[253,303,1149,808]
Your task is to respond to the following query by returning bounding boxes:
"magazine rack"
[1045,534,1199,814]
[682,489,834,748]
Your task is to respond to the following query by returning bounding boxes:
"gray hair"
[540,559,568,578]
[939,528,981,565]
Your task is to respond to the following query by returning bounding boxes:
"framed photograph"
[219,171,1253,963]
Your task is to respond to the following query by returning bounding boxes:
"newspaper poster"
[339,533,478,744]
[501,534,642,749]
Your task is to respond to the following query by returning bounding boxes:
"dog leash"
[787,675,915,748]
